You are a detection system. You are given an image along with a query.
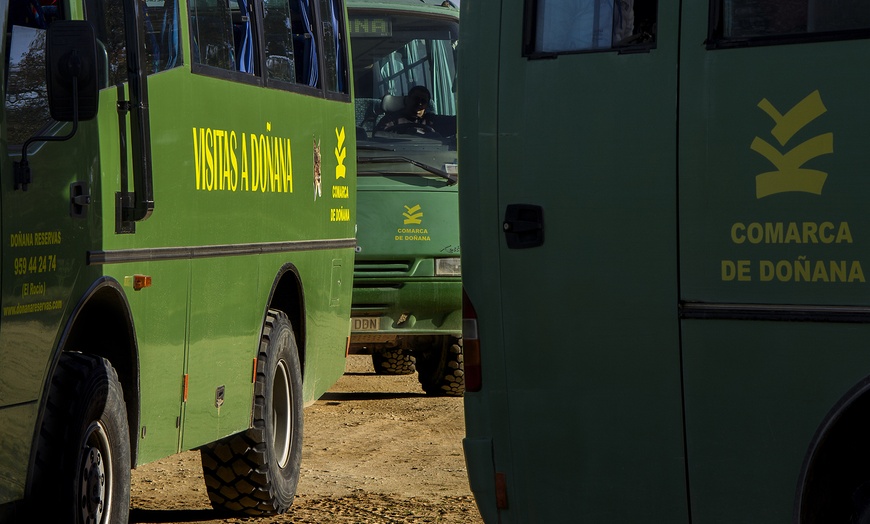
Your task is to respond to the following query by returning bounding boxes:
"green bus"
[347,0,462,396]
[1,0,355,520]
[459,0,870,522]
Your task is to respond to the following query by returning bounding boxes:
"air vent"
[354,259,413,277]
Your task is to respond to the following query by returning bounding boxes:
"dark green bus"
[348,0,462,396]
[460,0,870,522]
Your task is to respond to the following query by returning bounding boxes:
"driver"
[376,86,437,133]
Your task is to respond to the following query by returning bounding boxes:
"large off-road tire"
[200,309,303,516]
[372,347,417,375]
[29,352,131,524]
[416,336,464,397]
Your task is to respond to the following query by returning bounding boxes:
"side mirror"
[46,20,99,122]
[15,20,100,190]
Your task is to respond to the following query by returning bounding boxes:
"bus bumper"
[349,279,461,349]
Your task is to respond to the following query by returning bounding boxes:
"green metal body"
[460,0,870,522]
[0,0,355,509]
[347,0,460,352]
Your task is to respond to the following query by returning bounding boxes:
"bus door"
[1,4,100,410]
[678,2,870,521]
[489,0,687,520]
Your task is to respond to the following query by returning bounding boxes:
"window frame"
[318,0,351,100]
[189,0,263,85]
[521,0,658,59]
[706,0,870,50]
[189,0,351,100]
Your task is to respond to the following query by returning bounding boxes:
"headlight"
[435,257,461,276]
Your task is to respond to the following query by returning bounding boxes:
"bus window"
[5,0,66,144]
[263,0,298,82]
[85,0,181,84]
[716,0,870,39]
[319,0,348,93]
[144,0,182,73]
[6,25,49,145]
[85,0,126,85]
[351,13,457,121]
[189,0,238,71]
[263,0,321,87]
[526,0,656,54]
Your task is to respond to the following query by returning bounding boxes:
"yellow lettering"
[837,222,853,243]
[802,222,818,243]
[230,131,239,191]
[193,128,202,189]
[850,261,865,282]
[241,133,250,191]
[731,223,745,244]
[332,185,349,198]
[330,208,350,222]
[819,222,834,243]
[759,260,774,281]
[251,134,260,192]
[192,126,297,194]
[292,138,293,193]
[259,134,268,192]
[765,222,783,243]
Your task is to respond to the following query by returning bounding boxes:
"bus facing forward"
[1,0,354,520]
[347,0,462,396]
[460,0,870,522]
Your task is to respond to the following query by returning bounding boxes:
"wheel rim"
[272,356,293,469]
[79,421,113,524]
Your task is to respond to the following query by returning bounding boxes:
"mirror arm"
[14,79,81,191]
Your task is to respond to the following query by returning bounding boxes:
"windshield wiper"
[358,144,396,152]
[357,156,457,185]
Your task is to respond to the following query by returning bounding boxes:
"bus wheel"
[416,336,464,397]
[30,352,131,524]
[373,347,417,375]
[201,309,303,516]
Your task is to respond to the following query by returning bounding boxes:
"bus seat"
[355,97,382,133]
[9,0,48,28]
[381,94,404,113]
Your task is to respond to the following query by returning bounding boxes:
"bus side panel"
[458,0,511,521]
[679,2,870,521]
[96,61,356,454]
[679,10,870,307]
[462,0,689,522]
[0,404,37,503]
[114,259,189,464]
[184,255,258,449]
[289,250,355,403]
[682,321,870,522]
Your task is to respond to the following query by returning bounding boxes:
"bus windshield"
[351,11,458,167]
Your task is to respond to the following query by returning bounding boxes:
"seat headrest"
[381,94,404,113]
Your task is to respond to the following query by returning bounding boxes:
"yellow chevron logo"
[751,90,833,198]
[403,204,423,224]
[335,127,347,180]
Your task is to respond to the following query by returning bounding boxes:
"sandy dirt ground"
[129,355,484,523]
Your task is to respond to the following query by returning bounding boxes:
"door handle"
[70,181,91,219]
[503,204,544,249]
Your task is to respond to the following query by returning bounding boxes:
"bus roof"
[346,0,458,13]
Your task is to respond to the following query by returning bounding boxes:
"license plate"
[352,317,380,331]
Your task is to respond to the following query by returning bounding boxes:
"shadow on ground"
[319,391,426,401]
[129,508,221,523]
